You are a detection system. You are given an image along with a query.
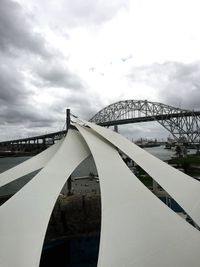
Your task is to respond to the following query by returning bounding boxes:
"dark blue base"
[40,235,100,267]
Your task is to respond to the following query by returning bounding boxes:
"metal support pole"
[67,175,72,196]
[66,109,70,132]
[114,125,118,133]
[66,108,72,195]
[42,138,46,150]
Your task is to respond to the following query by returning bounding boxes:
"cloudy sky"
[0,0,200,141]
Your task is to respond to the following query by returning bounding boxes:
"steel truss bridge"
[90,100,200,143]
[0,100,200,147]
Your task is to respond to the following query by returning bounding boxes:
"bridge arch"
[90,100,200,143]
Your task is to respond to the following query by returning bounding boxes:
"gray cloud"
[0,104,54,126]
[48,89,102,121]
[63,0,128,26]
[0,0,50,58]
[128,61,200,110]
[35,0,128,29]
[0,53,98,140]
[0,54,62,131]
[0,61,28,105]
[0,0,126,138]
[0,0,94,141]
[35,61,83,89]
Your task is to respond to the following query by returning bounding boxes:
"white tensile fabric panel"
[0,130,90,267]
[0,139,63,188]
[74,119,200,226]
[76,125,200,267]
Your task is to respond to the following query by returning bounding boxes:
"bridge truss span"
[90,100,200,143]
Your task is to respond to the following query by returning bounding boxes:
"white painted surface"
[0,130,90,267]
[0,139,63,188]
[76,124,200,267]
[1,120,200,267]
[74,119,200,227]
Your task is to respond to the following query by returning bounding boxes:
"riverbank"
[168,153,200,178]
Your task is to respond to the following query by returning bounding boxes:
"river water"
[0,145,173,173]
[0,145,196,196]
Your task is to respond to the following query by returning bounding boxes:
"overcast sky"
[0,0,200,141]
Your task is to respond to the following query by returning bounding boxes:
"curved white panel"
[0,130,90,267]
[74,119,200,227]
[76,125,200,267]
[0,139,63,188]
